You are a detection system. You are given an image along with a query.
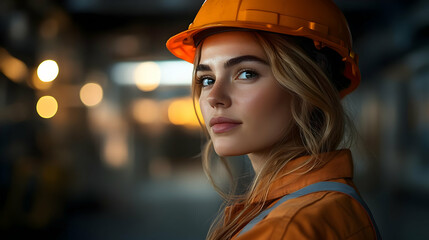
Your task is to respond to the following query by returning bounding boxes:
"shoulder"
[237,191,376,240]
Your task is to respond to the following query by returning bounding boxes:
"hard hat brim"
[166,23,360,98]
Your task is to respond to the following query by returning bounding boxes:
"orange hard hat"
[166,0,360,97]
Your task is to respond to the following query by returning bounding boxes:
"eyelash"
[196,69,260,88]
[236,69,259,80]
[196,75,214,87]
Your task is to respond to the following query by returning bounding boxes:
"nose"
[206,80,231,108]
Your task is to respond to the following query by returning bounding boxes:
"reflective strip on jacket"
[225,149,379,240]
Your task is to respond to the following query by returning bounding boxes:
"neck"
[247,152,268,175]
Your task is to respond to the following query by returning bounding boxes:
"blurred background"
[0,0,428,239]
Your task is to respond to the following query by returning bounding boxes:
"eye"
[198,76,215,87]
[237,70,258,80]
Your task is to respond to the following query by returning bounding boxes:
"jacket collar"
[224,149,354,223]
[256,149,354,202]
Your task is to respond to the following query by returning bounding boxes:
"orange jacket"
[227,150,378,239]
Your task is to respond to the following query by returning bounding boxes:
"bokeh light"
[167,97,202,127]
[0,48,28,83]
[36,96,58,119]
[111,60,193,86]
[103,134,128,168]
[132,99,159,124]
[37,59,59,82]
[80,83,103,107]
[133,61,161,91]
[31,69,53,90]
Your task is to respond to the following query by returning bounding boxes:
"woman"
[166,0,381,239]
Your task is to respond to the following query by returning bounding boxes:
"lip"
[209,117,242,134]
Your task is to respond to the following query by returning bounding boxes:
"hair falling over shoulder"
[192,31,354,240]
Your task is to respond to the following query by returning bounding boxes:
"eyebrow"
[195,55,269,72]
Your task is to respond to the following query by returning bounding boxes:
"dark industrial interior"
[1,0,429,239]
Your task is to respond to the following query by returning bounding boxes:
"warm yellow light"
[80,83,103,107]
[134,62,160,92]
[0,48,28,83]
[36,96,58,119]
[168,98,201,127]
[37,60,59,82]
[132,99,159,124]
[31,69,52,90]
[1,58,28,82]
[103,134,128,168]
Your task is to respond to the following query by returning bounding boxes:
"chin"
[213,144,248,157]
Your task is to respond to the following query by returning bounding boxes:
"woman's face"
[197,31,292,157]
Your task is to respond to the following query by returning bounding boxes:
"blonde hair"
[192,31,352,240]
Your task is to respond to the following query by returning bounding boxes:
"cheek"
[239,84,290,118]
[240,84,292,136]
[199,97,211,128]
